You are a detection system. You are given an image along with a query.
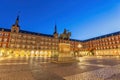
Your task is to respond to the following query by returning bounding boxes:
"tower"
[11,15,20,33]
[53,24,58,38]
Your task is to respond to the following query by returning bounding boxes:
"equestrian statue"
[59,28,71,40]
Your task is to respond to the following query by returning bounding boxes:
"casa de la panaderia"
[0,16,120,57]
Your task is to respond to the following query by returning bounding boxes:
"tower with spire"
[11,15,20,33]
[53,24,58,38]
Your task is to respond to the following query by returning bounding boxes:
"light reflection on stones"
[0,56,120,80]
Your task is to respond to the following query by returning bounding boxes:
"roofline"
[83,31,120,42]
[0,27,120,42]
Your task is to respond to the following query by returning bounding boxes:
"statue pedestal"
[53,43,77,63]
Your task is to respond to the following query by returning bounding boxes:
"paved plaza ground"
[0,56,120,80]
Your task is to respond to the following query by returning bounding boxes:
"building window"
[28,36,31,39]
[32,46,34,49]
[0,33,3,36]
[23,36,26,39]
[0,38,2,42]
[4,33,8,36]
[4,38,7,42]
[22,45,25,48]
[23,40,26,43]
[32,41,35,44]
[2,44,6,48]
[11,39,15,42]
[18,35,22,38]
[17,45,20,48]
[17,40,21,43]
[27,45,30,49]
[32,37,35,40]
[10,44,14,48]
[41,42,43,45]
[117,41,119,43]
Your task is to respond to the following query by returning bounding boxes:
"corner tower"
[53,24,58,38]
[11,15,20,33]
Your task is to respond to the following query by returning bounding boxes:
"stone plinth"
[53,43,77,63]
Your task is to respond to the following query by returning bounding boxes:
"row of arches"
[1,48,120,57]
[0,48,58,57]
[95,49,120,56]
[76,49,120,56]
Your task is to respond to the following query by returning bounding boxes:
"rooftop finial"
[55,24,57,33]
[15,11,20,26]
[15,15,19,25]
[54,23,58,34]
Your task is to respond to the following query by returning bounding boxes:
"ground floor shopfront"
[1,48,120,58]
[78,49,120,56]
[0,48,59,57]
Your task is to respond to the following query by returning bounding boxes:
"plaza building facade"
[80,32,120,56]
[0,16,81,57]
[0,16,120,57]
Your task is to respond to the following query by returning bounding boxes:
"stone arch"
[20,50,26,57]
[74,51,79,57]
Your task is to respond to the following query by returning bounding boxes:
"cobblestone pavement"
[64,64,120,80]
[0,56,120,80]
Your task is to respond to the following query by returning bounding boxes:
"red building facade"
[0,16,120,57]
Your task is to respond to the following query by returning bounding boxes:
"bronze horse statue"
[59,29,71,40]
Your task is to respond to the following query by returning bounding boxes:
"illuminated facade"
[0,16,120,57]
[80,32,120,56]
[0,16,81,57]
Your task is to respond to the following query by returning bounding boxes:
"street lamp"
[77,44,82,57]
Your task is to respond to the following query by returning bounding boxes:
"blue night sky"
[0,0,120,40]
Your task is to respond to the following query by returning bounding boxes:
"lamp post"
[78,44,82,57]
